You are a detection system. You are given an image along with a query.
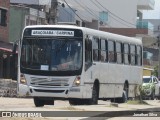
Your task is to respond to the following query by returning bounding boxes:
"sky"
[143,0,160,19]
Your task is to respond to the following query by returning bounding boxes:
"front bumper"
[17,84,87,99]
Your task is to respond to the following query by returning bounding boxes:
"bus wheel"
[119,83,128,103]
[33,97,44,107]
[115,90,127,103]
[121,90,128,103]
[89,84,98,105]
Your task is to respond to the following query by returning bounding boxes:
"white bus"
[13,25,143,107]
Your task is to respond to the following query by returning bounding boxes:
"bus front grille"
[30,77,69,87]
[34,89,65,93]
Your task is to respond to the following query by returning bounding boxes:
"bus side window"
[116,42,122,64]
[124,43,129,65]
[85,38,92,71]
[108,40,115,63]
[136,46,142,66]
[93,37,100,61]
[130,45,136,65]
[101,39,108,62]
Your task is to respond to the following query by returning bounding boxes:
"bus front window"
[21,38,82,71]
[51,40,82,71]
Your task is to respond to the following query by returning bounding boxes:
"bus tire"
[119,83,128,103]
[34,97,45,107]
[122,90,128,103]
[89,84,98,105]
[115,90,127,103]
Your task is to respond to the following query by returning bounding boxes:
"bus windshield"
[21,38,82,71]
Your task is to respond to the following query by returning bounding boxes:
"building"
[9,5,46,42]
[10,0,47,43]
[140,19,160,67]
[0,0,13,78]
[0,0,47,79]
[0,0,9,42]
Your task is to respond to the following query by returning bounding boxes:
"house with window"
[0,0,9,42]
[10,0,47,43]
[0,0,13,78]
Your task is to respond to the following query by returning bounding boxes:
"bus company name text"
[31,30,74,36]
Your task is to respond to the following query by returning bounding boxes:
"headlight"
[20,74,27,84]
[73,76,81,86]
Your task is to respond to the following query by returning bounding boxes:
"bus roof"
[24,25,142,45]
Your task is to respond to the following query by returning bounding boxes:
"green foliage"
[127,100,149,105]
[139,84,145,96]
[152,65,158,77]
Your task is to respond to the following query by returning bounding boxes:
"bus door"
[85,36,100,84]
[91,37,100,81]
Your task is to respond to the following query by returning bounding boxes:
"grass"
[127,100,150,105]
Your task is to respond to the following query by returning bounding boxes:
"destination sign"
[31,30,74,36]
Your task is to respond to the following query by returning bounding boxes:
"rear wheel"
[116,84,128,103]
[122,83,128,103]
[113,91,127,103]
[121,90,128,103]
[89,84,98,105]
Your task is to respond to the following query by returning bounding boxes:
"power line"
[62,0,154,29]
[63,0,84,22]
[70,0,111,27]
[90,0,132,27]
[61,4,90,21]
[91,0,154,29]
[73,0,99,19]
[94,0,136,27]
[75,0,113,27]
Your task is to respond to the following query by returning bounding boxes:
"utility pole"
[158,36,160,79]
[49,0,58,24]
[37,0,40,25]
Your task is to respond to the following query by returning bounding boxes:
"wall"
[100,28,149,37]
[0,0,9,42]
[143,19,160,37]
[143,68,153,76]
